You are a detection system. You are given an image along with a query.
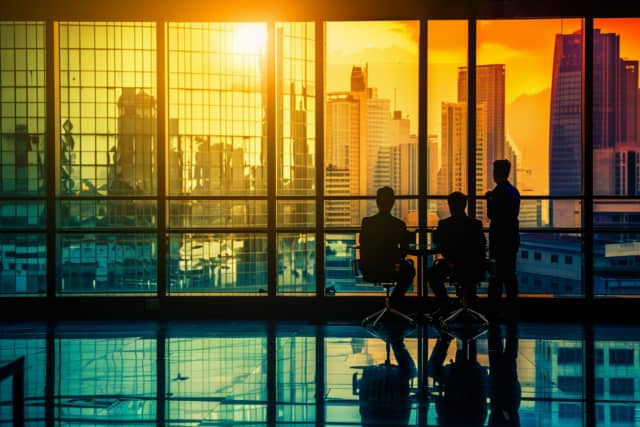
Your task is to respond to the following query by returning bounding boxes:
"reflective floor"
[0,318,639,426]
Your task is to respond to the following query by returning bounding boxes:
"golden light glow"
[233,23,267,53]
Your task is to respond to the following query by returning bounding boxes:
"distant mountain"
[506,88,551,194]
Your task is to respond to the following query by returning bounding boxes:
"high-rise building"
[458,64,506,197]
[550,29,640,226]
[325,65,398,224]
[437,101,487,218]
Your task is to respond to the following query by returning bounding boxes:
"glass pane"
[477,19,583,227]
[0,22,46,197]
[518,232,583,296]
[59,22,157,198]
[277,200,315,227]
[58,233,157,294]
[594,232,640,296]
[0,233,46,295]
[168,233,267,294]
[0,200,45,227]
[58,199,156,228]
[276,336,316,423]
[277,233,315,294]
[325,21,419,222]
[428,21,467,199]
[276,22,316,196]
[169,199,267,228]
[594,199,640,228]
[593,19,640,198]
[167,23,266,197]
[166,336,267,424]
[57,336,156,424]
[325,199,417,228]
[477,198,581,228]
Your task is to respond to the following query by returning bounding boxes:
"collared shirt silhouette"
[359,186,415,301]
[428,191,487,313]
[486,159,520,309]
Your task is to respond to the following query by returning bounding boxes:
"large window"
[0,15,638,300]
[593,18,640,296]
[0,21,46,295]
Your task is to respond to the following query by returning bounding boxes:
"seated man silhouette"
[427,191,487,318]
[359,186,416,303]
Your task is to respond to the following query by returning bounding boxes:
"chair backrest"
[353,245,399,285]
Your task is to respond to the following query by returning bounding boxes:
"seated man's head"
[376,186,395,213]
[447,191,467,216]
[493,159,511,182]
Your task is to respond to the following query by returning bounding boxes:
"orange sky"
[326,18,640,196]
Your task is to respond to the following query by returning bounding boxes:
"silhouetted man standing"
[359,186,415,302]
[486,159,520,314]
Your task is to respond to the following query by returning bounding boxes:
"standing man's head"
[493,159,511,183]
[447,191,467,216]
[376,186,395,213]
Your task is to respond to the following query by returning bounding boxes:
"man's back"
[434,214,486,280]
[359,212,412,281]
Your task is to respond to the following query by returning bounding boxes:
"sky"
[325,18,640,195]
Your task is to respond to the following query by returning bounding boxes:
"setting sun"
[233,23,267,53]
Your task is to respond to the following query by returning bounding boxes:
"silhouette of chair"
[353,246,415,328]
[439,270,489,329]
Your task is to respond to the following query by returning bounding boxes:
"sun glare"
[233,24,267,53]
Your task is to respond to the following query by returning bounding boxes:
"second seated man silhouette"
[427,191,487,320]
[359,186,416,306]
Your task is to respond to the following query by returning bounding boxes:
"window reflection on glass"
[276,336,316,423]
[166,337,267,424]
[167,23,266,198]
[517,232,583,296]
[594,232,640,296]
[59,22,157,199]
[58,233,157,294]
[57,337,156,424]
[277,233,315,294]
[168,233,267,294]
[0,22,46,196]
[276,22,315,196]
[0,233,45,295]
[325,21,419,227]
[325,336,419,425]
[0,335,46,423]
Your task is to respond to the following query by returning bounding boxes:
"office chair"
[353,246,415,328]
[440,273,489,329]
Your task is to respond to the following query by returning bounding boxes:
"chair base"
[362,297,415,328]
[440,306,489,328]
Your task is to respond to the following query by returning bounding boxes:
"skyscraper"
[458,64,506,196]
[325,65,397,224]
[437,101,487,218]
[550,29,640,226]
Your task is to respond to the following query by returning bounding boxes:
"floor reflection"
[0,320,639,426]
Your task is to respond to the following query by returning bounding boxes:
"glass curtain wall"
[57,22,158,294]
[592,18,640,296]
[0,22,47,295]
[323,21,419,294]
[0,16,639,299]
[477,19,585,296]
